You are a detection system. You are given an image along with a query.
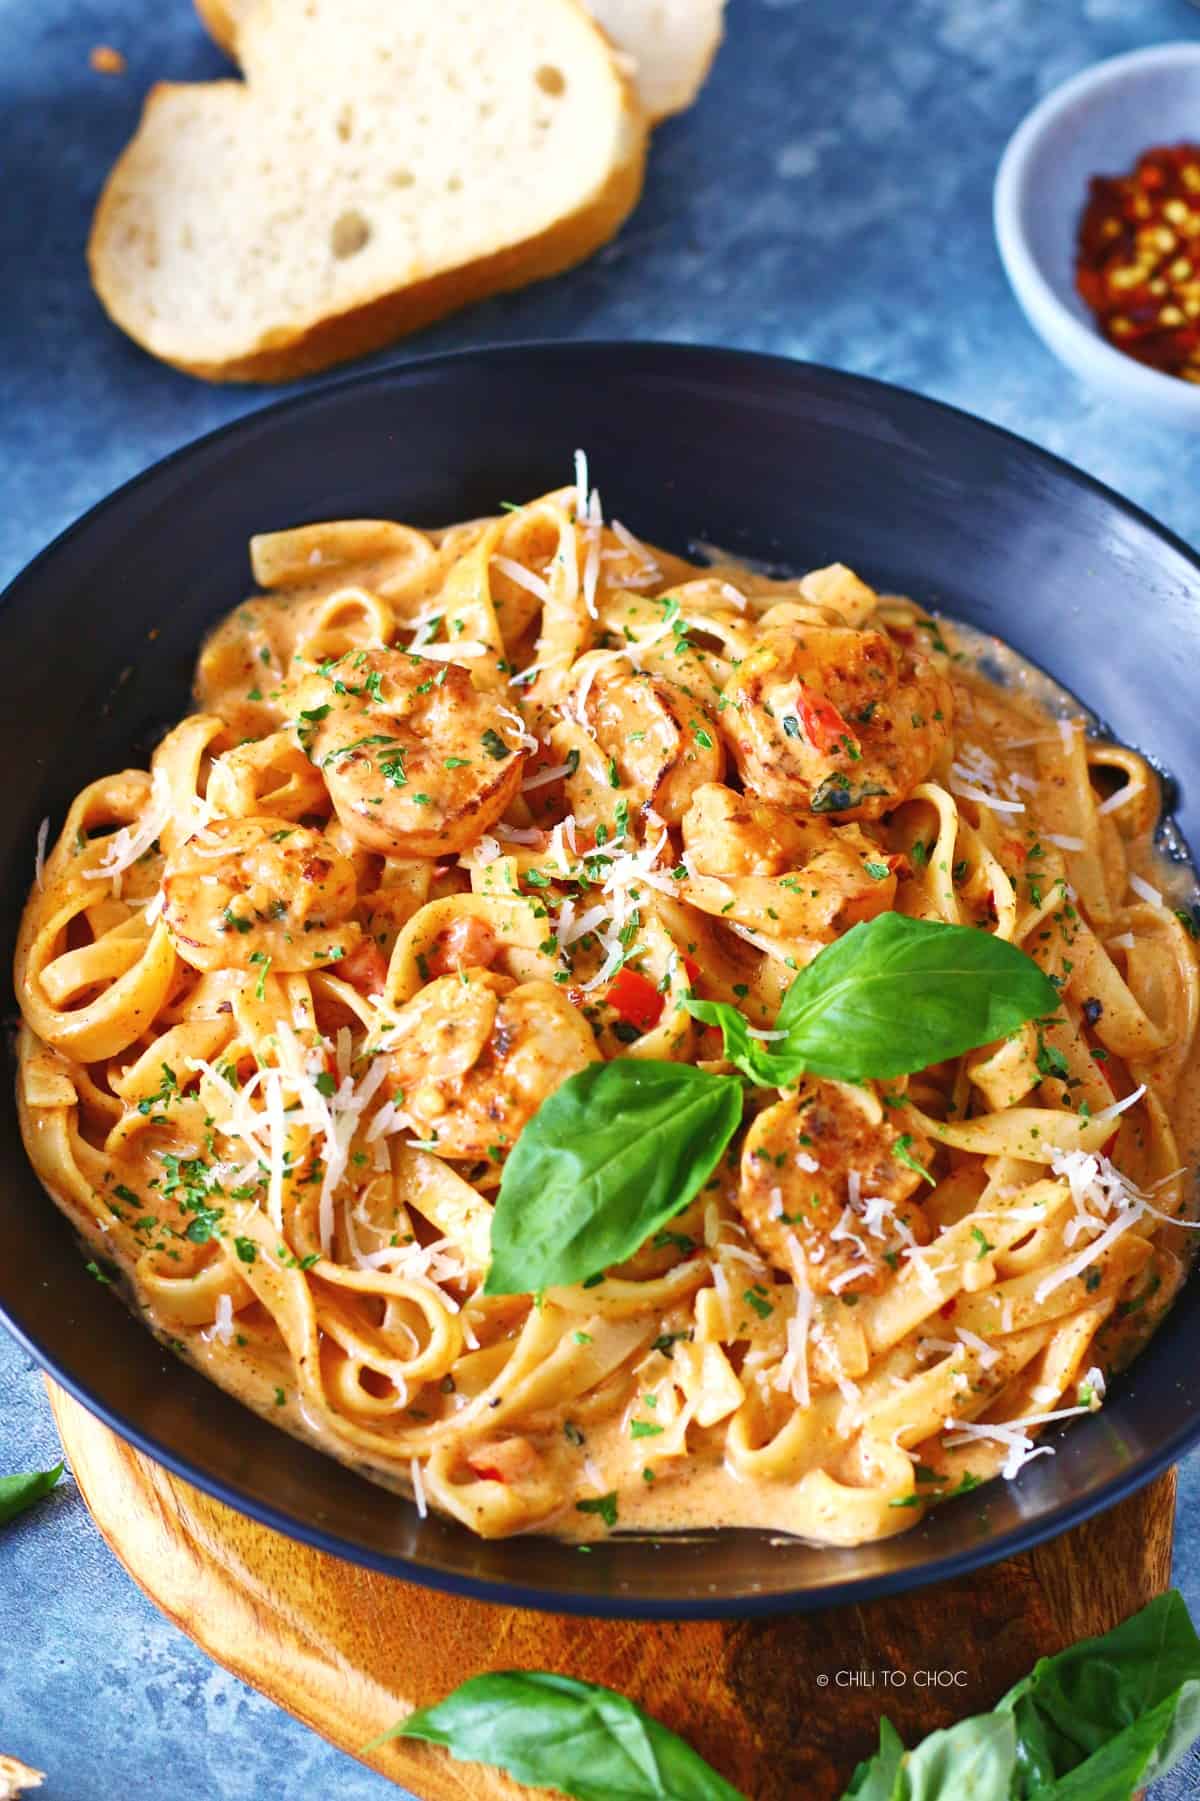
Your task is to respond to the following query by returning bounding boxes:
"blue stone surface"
[4,0,1200,1794]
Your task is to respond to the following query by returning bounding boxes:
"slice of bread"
[192,0,246,58]
[0,1757,44,1800]
[90,0,647,383]
[589,0,725,120]
[193,0,724,123]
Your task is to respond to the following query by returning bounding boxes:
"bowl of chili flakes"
[995,41,1200,426]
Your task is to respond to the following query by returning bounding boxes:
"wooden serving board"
[47,1379,1175,1800]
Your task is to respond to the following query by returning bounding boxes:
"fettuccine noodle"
[15,460,1200,1542]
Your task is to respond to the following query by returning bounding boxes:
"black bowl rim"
[4,338,1199,1620]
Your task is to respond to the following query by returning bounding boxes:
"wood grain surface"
[47,1380,1176,1801]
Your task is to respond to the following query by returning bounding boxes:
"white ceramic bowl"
[995,41,1200,426]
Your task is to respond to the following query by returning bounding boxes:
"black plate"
[3,343,1199,1618]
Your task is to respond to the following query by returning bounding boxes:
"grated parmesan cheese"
[86,766,175,888]
[212,1292,234,1345]
[949,783,1026,815]
[954,1326,1000,1369]
[521,761,575,793]
[1079,1365,1106,1408]
[1128,873,1163,909]
[1093,1082,1146,1125]
[491,555,552,604]
[941,1416,1053,1480]
[610,517,662,585]
[773,1236,813,1407]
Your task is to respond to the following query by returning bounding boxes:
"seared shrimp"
[737,1082,933,1292]
[720,625,952,820]
[162,817,360,972]
[682,783,828,877]
[567,670,723,825]
[681,784,897,939]
[294,649,526,858]
[386,971,601,1160]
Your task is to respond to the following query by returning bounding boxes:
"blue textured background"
[4,0,1200,1795]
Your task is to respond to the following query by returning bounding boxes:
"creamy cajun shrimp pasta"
[15,456,1200,1544]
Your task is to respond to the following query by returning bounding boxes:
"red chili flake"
[1076,142,1200,381]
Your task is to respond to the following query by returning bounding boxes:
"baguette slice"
[192,0,247,57]
[590,0,725,120]
[90,0,647,383]
[193,0,723,123]
[0,1757,44,1800]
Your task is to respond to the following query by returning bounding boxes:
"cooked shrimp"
[162,817,360,972]
[426,916,499,977]
[567,670,723,825]
[386,971,600,1159]
[737,1082,933,1292]
[293,648,527,858]
[681,784,897,939]
[720,624,952,820]
[682,783,827,877]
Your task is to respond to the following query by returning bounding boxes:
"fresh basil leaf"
[484,1062,743,1296]
[773,913,1061,1083]
[0,1464,64,1527]
[1001,1588,1200,1799]
[838,1591,1200,1801]
[902,1712,1016,1800]
[687,916,1058,1088]
[369,1670,745,1800]
[682,998,804,1087]
[843,1716,905,1799]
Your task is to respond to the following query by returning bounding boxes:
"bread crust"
[192,0,241,57]
[192,0,720,123]
[89,14,647,384]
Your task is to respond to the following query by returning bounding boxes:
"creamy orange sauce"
[15,497,1199,1546]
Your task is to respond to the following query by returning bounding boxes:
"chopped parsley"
[575,1492,619,1528]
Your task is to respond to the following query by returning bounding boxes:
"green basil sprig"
[484,1063,742,1296]
[367,1593,1200,1801]
[685,913,1061,1086]
[368,1669,745,1800]
[845,1589,1200,1800]
[484,916,1058,1296]
[0,1464,63,1528]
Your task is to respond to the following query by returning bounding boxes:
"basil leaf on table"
[689,915,1060,1086]
[1001,1586,1200,1799]
[899,1713,1016,1801]
[370,1670,746,1800]
[0,1464,63,1527]
[843,1718,904,1800]
[484,1062,743,1296]
[842,1589,1200,1801]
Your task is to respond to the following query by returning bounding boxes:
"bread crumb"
[90,45,126,75]
[0,1756,45,1799]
